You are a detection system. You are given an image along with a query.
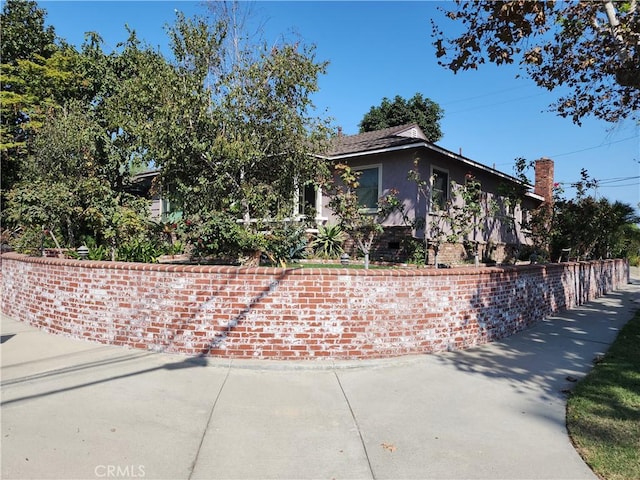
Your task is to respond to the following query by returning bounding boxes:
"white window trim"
[293,181,327,224]
[353,163,383,214]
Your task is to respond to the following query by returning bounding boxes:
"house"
[316,123,553,265]
[132,123,553,265]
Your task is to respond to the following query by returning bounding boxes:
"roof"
[328,123,543,202]
[329,124,426,156]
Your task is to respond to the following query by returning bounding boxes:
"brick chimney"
[534,157,554,204]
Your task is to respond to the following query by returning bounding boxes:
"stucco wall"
[0,253,628,360]
[323,147,537,249]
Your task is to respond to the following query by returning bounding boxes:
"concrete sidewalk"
[2,275,639,480]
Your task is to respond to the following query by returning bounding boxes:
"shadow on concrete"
[435,288,635,405]
[1,334,15,344]
[0,353,209,407]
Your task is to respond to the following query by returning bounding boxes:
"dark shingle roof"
[329,123,427,156]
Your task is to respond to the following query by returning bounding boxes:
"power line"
[549,135,639,158]
[446,92,548,116]
[557,176,640,187]
[597,175,640,185]
[598,182,640,188]
[440,85,530,107]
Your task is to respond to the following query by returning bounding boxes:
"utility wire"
[549,135,639,158]
[446,92,548,115]
[440,85,530,106]
[598,182,640,188]
[597,175,640,185]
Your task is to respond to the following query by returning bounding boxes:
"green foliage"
[405,160,497,266]
[512,160,639,261]
[359,93,444,142]
[178,213,263,263]
[0,0,56,65]
[4,95,153,254]
[262,224,308,267]
[2,16,178,261]
[88,246,110,261]
[143,8,332,227]
[567,311,640,480]
[326,163,399,269]
[116,238,163,263]
[311,224,345,259]
[3,1,334,266]
[551,197,640,260]
[433,2,639,124]
[1,0,91,195]
[402,237,427,266]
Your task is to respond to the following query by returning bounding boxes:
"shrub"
[311,224,345,259]
[178,213,263,263]
[402,237,426,266]
[262,224,308,267]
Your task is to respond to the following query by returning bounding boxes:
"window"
[431,167,449,210]
[521,207,532,231]
[160,198,182,222]
[354,165,381,212]
[298,182,317,217]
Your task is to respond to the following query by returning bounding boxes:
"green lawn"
[566,310,640,480]
[292,263,389,269]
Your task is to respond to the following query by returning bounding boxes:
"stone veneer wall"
[0,253,628,360]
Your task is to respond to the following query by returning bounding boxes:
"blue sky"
[38,0,640,212]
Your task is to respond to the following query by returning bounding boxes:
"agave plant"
[311,224,345,259]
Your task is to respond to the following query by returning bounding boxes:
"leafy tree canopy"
[432,1,640,124]
[3,0,333,264]
[5,101,151,255]
[551,197,639,260]
[141,5,333,225]
[0,0,57,65]
[1,0,67,192]
[359,93,444,142]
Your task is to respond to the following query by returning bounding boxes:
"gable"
[329,123,426,157]
[328,124,541,203]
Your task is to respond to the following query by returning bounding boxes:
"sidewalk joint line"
[188,364,231,480]
[560,335,616,346]
[334,370,376,480]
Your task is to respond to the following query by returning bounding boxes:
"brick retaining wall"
[0,253,629,360]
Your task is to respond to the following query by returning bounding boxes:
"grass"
[566,310,640,480]
[287,262,390,269]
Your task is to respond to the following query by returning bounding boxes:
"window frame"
[297,181,317,217]
[430,166,450,212]
[352,164,382,214]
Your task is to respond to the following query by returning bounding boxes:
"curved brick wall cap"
[0,253,628,360]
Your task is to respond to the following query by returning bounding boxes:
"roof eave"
[326,141,534,190]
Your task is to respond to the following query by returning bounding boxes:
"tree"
[511,161,639,261]
[4,101,151,258]
[0,0,56,65]
[551,197,640,260]
[139,6,332,259]
[84,30,172,191]
[4,1,333,265]
[432,1,640,124]
[359,93,444,141]
[325,164,398,269]
[2,20,176,260]
[404,161,497,267]
[1,0,59,193]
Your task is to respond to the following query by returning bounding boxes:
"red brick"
[0,253,628,361]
